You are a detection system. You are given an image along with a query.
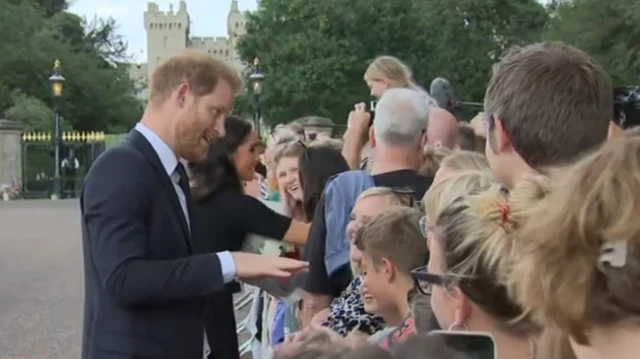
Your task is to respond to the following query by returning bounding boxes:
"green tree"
[546,0,640,84]
[4,91,72,131]
[0,1,142,133]
[237,0,548,124]
[415,0,548,103]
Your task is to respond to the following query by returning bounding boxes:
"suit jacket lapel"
[126,130,194,253]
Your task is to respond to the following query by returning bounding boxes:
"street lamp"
[49,59,65,200]
[249,57,265,135]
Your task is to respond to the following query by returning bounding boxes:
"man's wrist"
[216,251,237,283]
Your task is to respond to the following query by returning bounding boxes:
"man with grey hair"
[300,88,433,326]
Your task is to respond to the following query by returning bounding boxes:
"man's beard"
[175,112,209,163]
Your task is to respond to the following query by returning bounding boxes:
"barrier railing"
[234,285,255,357]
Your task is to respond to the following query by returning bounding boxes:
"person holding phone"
[412,181,547,359]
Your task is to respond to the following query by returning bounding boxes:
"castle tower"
[227,0,247,70]
[144,1,190,78]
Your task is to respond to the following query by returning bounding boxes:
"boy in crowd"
[355,207,428,349]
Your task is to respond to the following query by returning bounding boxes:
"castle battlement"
[191,36,229,44]
[131,1,249,100]
[145,1,187,16]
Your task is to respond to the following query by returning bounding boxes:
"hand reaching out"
[231,252,309,280]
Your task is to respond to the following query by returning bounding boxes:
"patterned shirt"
[322,276,385,336]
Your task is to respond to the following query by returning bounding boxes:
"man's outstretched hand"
[231,252,309,280]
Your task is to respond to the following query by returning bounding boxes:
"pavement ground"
[0,199,252,359]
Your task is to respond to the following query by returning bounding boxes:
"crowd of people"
[79,40,639,359]
[191,41,639,359]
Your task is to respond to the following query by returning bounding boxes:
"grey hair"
[373,88,433,146]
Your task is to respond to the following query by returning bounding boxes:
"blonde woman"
[412,177,551,359]
[433,150,490,185]
[345,56,437,170]
[273,140,307,221]
[508,131,640,359]
[364,56,432,102]
[411,171,494,332]
[265,128,298,200]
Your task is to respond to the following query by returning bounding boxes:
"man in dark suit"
[80,50,308,359]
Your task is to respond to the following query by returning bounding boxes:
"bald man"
[426,107,459,149]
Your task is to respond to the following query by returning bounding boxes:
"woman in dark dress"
[187,116,310,359]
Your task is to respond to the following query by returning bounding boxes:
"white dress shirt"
[135,123,236,358]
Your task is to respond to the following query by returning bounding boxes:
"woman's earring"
[448,322,470,331]
[448,307,470,331]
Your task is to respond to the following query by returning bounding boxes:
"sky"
[68,0,258,63]
[69,0,551,64]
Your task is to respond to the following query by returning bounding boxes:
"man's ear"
[175,82,191,108]
[494,116,512,152]
[379,258,395,282]
[369,126,376,148]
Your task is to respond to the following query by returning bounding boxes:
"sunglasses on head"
[411,265,450,296]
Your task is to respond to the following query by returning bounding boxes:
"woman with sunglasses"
[412,178,549,359]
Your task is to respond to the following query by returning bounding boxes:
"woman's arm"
[234,194,310,245]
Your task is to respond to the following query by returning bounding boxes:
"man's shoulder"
[89,141,145,175]
[326,170,373,187]
[83,140,152,195]
[372,170,432,197]
[81,140,155,210]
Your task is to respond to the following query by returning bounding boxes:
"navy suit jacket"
[80,130,225,359]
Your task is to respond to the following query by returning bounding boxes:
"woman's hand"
[280,187,296,217]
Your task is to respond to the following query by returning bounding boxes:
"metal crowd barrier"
[234,285,255,357]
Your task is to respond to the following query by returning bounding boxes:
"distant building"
[128,0,249,101]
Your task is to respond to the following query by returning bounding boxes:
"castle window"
[235,22,239,28]
[178,23,181,29]
[225,50,229,56]
[156,56,161,64]
[169,23,172,29]
[163,36,168,48]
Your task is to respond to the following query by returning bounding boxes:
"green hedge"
[104,134,126,149]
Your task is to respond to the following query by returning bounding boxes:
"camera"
[614,86,640,128]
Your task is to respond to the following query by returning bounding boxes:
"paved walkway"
[0,200,251,359]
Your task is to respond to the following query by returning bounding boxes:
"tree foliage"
[237,0,548,124]
[546,0,640,84]
[4,91,72,132]
[0,0,142,132]
[238,0,639,124]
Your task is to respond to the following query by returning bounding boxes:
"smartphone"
[427,330,497,359]
[369,100,378,125]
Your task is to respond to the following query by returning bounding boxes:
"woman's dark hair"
[298,144,349,221]
[188,115,253,202]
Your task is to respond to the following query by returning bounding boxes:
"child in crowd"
[355,207,428,350]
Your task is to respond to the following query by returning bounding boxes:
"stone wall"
[0,119,24,186]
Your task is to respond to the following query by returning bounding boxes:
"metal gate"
[21,131,106,199]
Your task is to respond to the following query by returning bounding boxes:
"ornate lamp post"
[49,59,65,200]
[249,57,265,135]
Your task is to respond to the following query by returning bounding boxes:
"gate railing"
[21,131,106,199]
[234,285,256,357]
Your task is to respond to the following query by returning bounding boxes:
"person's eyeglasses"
[411,265,450,296]
[483,112,496,137]
[419,216,428,238]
